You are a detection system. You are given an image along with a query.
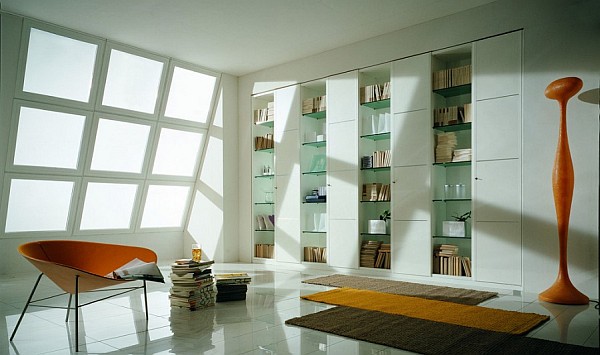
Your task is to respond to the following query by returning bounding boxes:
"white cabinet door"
[392,166,430,221]
[275,173,300,219]
[326,71,358,124]
[392,220,430,276]
[327,120,358,172]
[327,170,358,220]
[474,159,521,222]
[275,128,299,176]
[392,110,431,167]
[476,95,521,161]
[274,85,300,132]
[328,219,359,269]
[391,53,431,113]
[275,217,301,263]
[475,221,521,285]
[474,31,522,100]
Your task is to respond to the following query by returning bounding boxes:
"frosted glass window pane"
[102,49,163,114]
[80,182,137,230]
[90,119,151,173]
[14,107,86,169]
[23,28,97,102]
[152,128,203,176]
[140,185,189,228]
[165,67,216,123]
[5,179,73,232]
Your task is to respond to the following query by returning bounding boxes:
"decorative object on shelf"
[442,211,470,237]
[539,77,588,305]
[309,154,326,172]
[264,191,273,203]
[367,210,390,234]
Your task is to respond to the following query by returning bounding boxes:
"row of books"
[256,214,274,230]
[432,64,472,90]
[360,82,390,103]
[255,133,274,150]
[215,273,251,302]
[255,243,274,258]
[360,240,381,267]
[304,246,327,263]
[169,259,216,311]
[302,95,326,114]
[433,104,473,127]
[254,102,274,124]
[362,183,390,202]
[374,243,391,269]
[452,148,472,162]
[361,150,391,169]
[432,244,472,277]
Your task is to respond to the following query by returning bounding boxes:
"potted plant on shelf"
[443,211,471,237]
[368,210,390,234]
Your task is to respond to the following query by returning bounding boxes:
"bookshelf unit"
[431,44,473,278]
[252,93,275,260]
[300,80,328,264]
[358,65,392,270]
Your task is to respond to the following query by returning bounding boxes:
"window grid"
[3,20,220,235]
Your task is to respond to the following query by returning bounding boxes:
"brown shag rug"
[303,274,497,305]
[285,306,597,355]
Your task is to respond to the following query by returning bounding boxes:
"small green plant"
[452,211,471,222]
[379,210,391,221]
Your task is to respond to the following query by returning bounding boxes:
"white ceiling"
[1,0,496,76]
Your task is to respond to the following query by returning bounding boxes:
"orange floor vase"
[538,77,588,305]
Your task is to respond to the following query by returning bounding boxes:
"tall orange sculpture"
[539,77,589,305]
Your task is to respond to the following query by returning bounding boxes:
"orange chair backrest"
[19,240,158,294]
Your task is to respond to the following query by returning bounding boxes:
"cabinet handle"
[327,184,331,186]
[392,180,396,184]
[475,177,482,180]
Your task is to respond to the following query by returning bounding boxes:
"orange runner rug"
[302,287,548,335]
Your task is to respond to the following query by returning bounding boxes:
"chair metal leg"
[10,273,44,341]
[66,294,72,322]
[75,275,79,352]
[143,280,148,320]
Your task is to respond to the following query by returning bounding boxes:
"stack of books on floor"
[169,259,216,311]
[360,240,382,267]
[432,244,472,277]
[215,273,252,302]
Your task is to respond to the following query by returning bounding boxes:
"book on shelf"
[432,64,472,90]
[255,214,275,230]
[360,240,382,268]
[304,246,327,263]
[374,243,391,269]
[434,106,467,127]
[253,102,274,124]
[452,148,472,162]
[360,82,390,103]
[435,132,457,163]
[254,243,274,258]
[362,150,390,169]
[463,103,473,123]
[432,244,471,277]
[302,95,326,114]
[254,133,274,150]
[362,183,390,201]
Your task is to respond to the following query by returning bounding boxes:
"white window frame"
[15,19,105,110]
[136,180,194,232]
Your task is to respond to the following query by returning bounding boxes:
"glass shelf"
[254,229,274,232]
[433,84,471,98]
[302,170,326,176]
[361,98,390,109]
[302,141,326,148]
[433,161,471,167]
[303,110,326,119]
[433,122,471,132]
[255,147,274,153]
[303,200,326,204]
[360,132,390,141]
[361,200,391,203]
[361,166,390,172]
[254,120,274,127]
[302,230,327,234]
[432,198,471,202]
[254,174,274,179]
[432,235,472,239]
[360,232,390,237]
[254,202,274,205]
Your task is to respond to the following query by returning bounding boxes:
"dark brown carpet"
[285,306,598,355]
[303,274,497,305]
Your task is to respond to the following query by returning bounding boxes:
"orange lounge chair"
[10,240,162,352]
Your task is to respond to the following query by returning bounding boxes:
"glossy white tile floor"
[1,263,598,354]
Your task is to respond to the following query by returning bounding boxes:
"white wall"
[238,0,599,298]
